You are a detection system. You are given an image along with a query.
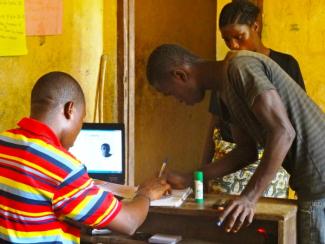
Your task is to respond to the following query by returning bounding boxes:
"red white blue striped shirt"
[0,118,121,243]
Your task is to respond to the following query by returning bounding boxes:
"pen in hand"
[158,158,168,178]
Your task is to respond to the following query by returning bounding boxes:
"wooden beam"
[117,0,135,186]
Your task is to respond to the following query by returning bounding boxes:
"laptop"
[69,123,125,184]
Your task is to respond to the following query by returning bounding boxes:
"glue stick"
[194,171,204,203]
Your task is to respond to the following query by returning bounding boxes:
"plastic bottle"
[194,171,204,203]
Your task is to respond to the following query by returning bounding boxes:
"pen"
[216,220,223,227]
[158,158,168,177]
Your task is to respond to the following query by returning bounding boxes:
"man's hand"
[137,177,171,201]
[109,178,170,235]
[216,196,256,233]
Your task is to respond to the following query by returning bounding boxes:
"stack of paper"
[95,179,192,207]
[148,233,182,244]
[150,187,193,207]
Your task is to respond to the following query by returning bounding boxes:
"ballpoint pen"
[158,158,168,177]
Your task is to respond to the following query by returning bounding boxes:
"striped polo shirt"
[219,50,325,200]
[0,118,121,243]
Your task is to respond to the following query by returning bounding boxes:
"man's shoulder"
[226,50,266,66]
[227,51,291,79]
[225,51,268,75]
[227,50,264,59]
[0,128,81,170]
[227,50,293,66]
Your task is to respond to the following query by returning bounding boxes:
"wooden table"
[81,194,297,244]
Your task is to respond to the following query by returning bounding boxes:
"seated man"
[0,71,170,243]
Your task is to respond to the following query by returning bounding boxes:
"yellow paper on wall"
[0,0,27,56]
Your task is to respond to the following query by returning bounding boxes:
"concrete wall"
[263,0,325,111]
[0,0,118,133]
[134,0,216,184]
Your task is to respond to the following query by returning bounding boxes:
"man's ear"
[63,101,74,120]
[252,21,260,33]
[171,68,188,83]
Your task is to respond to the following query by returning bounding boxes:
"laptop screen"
[69,123,125,184]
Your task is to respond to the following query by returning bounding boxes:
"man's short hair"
[146,44,200,85]
[219,1,260,29]
[31,71,85,112]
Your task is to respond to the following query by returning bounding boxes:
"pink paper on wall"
[25,0,62,36]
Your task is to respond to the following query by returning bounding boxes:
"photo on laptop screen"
[69,123,125,184]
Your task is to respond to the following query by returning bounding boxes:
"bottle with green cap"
[194,171,204,203]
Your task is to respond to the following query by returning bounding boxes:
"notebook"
[148,233,182,244]
[150,187,193,207]
[95,179,192,207]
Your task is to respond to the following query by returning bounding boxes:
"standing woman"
[219,0,305,90]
